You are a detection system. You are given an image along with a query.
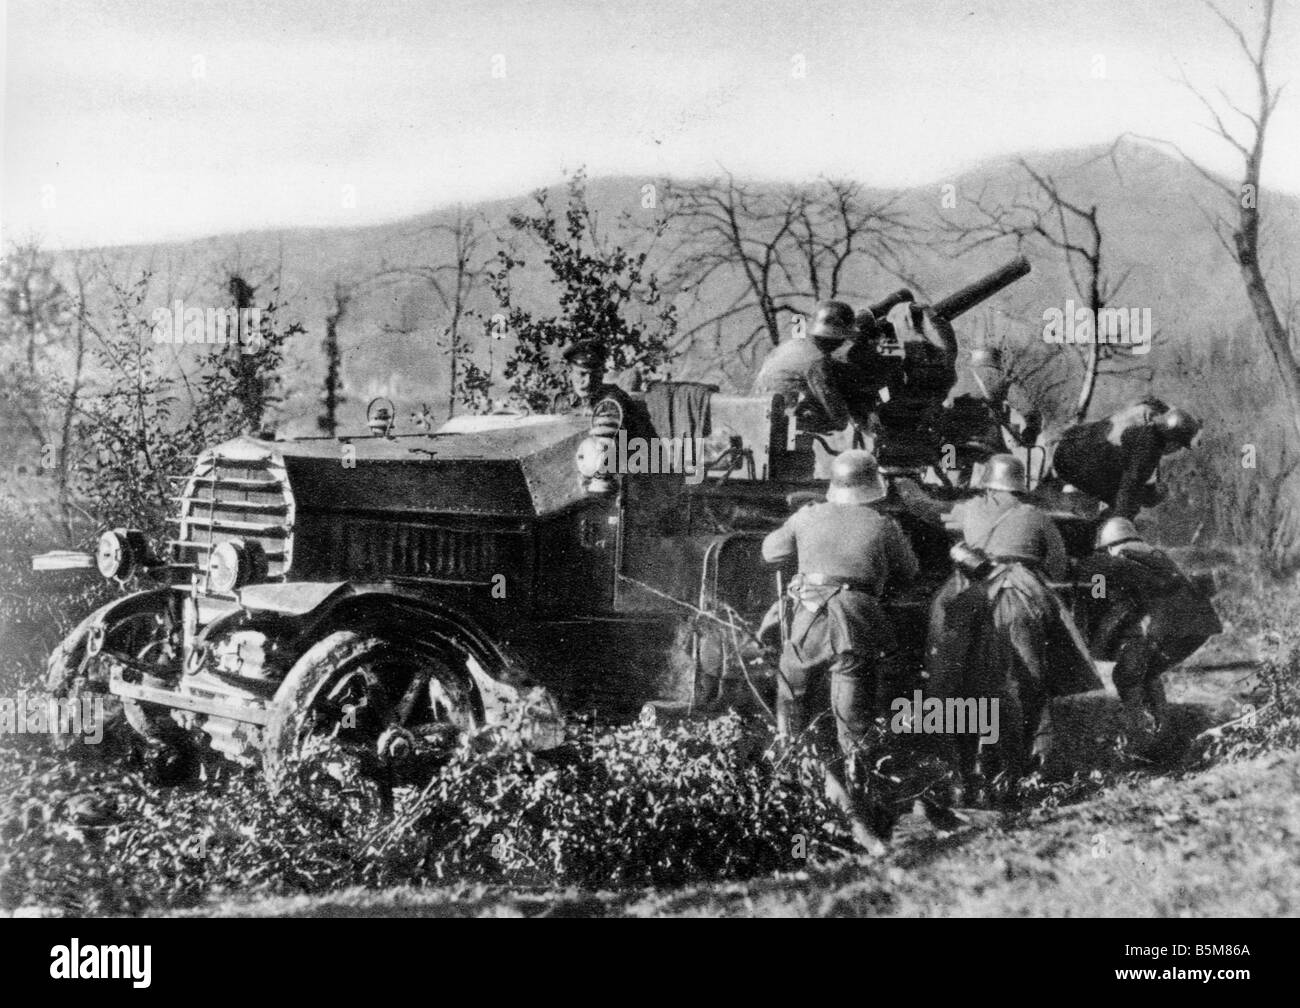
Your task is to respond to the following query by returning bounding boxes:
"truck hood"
[224,415,593,519]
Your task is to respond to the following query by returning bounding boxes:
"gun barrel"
[932,256,1031,321]
[867,288,915,318]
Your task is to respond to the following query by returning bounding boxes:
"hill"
[55,138,1300,427]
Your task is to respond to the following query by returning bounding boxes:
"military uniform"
[753,338,850,433]
[754,301,861,434]
[762,451,918,847]
[871,307,957,470]
[928,459,1098,793]
[828,338,890,429]
[938,353,1042,484]
[554,340,655,442]
[1078,526,1221,743]
[1052,401,1197,519]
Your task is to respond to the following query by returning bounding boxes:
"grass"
[2,507,1298,917]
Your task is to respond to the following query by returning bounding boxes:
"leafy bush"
[0,714,853,915]
[1194,648,1300,765]
[487,169,677,412]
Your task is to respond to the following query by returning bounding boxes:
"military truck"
[44,256,1105,786]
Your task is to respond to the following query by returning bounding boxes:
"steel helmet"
[1157,407,1200,447]
[1096,516,1142,550]
[855,308,880,340]
[826,449,887,505]
[979,453,1026,493]
[810,300,856,341]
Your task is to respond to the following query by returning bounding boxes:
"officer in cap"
[762,449,919,851]
[1077,516,1222,750]
[553,339,652,440]
[1052,399,1200,519]
[753,301,854,433]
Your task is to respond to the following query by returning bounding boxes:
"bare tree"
[663,176,922,382]
[374,207,491,419]
[1138,0,1298,438]
[939,155,1152,423]
[319,279,352,435]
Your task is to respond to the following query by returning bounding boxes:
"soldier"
[761,449,919,852]
[826,308,894,428]
[928,454,1098,798]
[871,304,959,471]
[937,346,1042,487]
[753,301,854,433]
[1079,517,1222,750]
[553,339,653,441]
[1051,399,1200,519]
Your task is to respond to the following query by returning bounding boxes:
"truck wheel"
[263,630,481,791]
[54,611,174,759]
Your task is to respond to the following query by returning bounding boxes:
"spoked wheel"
[54,611,178,758]
[262,630,482,797]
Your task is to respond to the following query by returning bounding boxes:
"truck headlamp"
[575,436,611,479]
[208,541,248,594]
[95,528,148,580]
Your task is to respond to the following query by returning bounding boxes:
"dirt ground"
[140,650,1296,919]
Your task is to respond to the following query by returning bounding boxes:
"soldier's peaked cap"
[562,339,607,367]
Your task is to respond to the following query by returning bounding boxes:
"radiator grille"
[168,446,294,596]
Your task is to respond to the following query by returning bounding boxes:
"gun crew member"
[871,304,958,471]
[928,454,1098,800]
[1051,399,1200,519]
[761,449,918,852]
[937,346,1042,487]
[1077,517,1222,751]
[753,301,854,433]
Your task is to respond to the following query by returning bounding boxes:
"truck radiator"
[168,445,295,595]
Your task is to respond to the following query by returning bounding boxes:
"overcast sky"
[2,0,1297,249]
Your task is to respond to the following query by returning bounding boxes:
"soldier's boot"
[1145,674,1169,734]
[823,767,888,856]
[1030,705,1054,771]
[990,690,1028,810]
[1114,644,1157,754]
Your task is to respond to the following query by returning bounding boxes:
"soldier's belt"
[794,573,878,593]
[990,553,1044,568]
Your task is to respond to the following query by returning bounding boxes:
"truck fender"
[46,588,177,692]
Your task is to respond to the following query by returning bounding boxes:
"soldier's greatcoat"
[762,502,918,755]
[927,493,1100,775]
[753,339,850,433]
[1052,402,1168,519]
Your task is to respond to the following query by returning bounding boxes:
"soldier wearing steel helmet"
[1076,516,1222,751]
[761,449,918,851]
[928,454,1099,800]
[753,301,855,433]
[937,345,1042,487]
[1051,398,1200,519]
